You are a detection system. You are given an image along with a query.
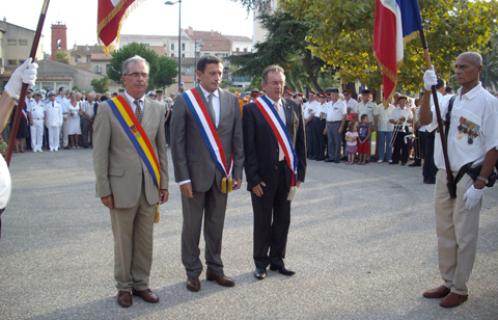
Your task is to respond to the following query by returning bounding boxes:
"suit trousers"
[181,179,228,278]
[110,180,155,292]
[251,162,291,269]
[434,170,481,295]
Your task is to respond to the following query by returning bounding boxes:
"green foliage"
[279,0,498,94]
[107,42,177,89]
[229,11,329,92]
[55,50,70,64]
[91,76,110,94]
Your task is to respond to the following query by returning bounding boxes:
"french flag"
[374,0,423,102]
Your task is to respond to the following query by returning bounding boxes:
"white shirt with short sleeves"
[433,83,498,171]
[374,104,395,132]
[389,107,413,128]
[324,100,347,122]
[358,101,377,123]
[345,98,359,113]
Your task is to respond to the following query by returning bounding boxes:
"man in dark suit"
[170,56,244,292]
[243,65,306,280]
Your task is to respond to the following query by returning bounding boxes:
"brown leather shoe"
[117,291,132,308]
[186,276,201,292]
[206,270,235,287]
[423,286,451,299]
[440,292,468,308]
[132,288,159,303]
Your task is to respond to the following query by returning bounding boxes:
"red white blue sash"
[182,88,233,190]
[254,96,298,187]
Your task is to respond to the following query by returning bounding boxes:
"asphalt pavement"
[1,149,497,320]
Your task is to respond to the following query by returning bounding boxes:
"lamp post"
[164,0,182,90]
[193,39,203,83]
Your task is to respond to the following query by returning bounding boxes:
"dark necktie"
[207,93,216,125]
[134,100,143,123]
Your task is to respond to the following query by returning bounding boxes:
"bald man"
[419,52,498,308]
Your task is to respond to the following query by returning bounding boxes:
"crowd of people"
[1,51,497,311]
[2,87,177,155]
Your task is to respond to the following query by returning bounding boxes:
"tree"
[55,50,70,64]
[481,31,498,92]
[229,11,330,92]
[91,76,110,94]
[107,42,177,89]
[277,0,498,94]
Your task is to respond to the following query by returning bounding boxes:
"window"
[236,48,240,52]
[171,53,174,57]
[7,59,17,66]
[7,39,16,46]
[19,39,28,46]
[95,65,102,74]
[170,43,174,51]
[182,53,185,58]
[243,48,247,52]
[182,43,185,51]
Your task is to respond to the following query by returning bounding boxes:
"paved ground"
[0,149,497,320]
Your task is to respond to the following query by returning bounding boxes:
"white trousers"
[30,120,44,151]
[48,126,61,151]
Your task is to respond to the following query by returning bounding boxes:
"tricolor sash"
[254,96,299,199]
[107,96,161,189]
[182,88,233,193]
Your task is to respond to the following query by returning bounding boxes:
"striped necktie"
[134,100,143,123]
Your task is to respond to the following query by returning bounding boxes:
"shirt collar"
[123,91,145,106]
[199,84,219,99]
[266,96,283,108]
[457,82,483,101]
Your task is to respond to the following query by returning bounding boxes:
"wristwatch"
[476,175,489,184]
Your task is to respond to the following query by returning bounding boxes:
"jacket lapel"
[218,89,228,129]
[282,99,293,135]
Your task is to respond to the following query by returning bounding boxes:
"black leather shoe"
[408,162,421,167]
[324,159,334,162]
[254,268,267,280]
[269,264,295,276]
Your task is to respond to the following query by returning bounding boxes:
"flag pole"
[5,0,50,165]
[418,28,456,198]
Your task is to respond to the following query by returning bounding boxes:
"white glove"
[4,58,38,99]
[423,68,438,91]
[463,184,484,210]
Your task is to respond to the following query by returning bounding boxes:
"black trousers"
[420,130,437,182]
[251,162,291,269]
[392,129,408,164]
[305,122,314,158]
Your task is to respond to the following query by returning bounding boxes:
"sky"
[0,0,254,54]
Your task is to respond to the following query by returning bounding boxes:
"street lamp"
[164,0,182,91]
[193,39,203,83]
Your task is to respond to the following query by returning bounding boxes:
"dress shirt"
[324,100,347,122]
[124,91,145,114]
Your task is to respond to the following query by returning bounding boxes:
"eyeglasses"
[125,72,149,78]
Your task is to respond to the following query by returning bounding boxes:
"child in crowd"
[345,121,358,164]
[357,114,371,164]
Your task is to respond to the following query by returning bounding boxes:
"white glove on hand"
[423,68,438,91]
[4,58,38,99]
[463,184,484,210]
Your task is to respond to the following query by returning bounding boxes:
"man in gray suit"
[171,55,244,292]
[93,55,169,308]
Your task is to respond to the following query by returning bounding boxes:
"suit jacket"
[93,95,169,208]
[170,88,244,193]
[243,97,306,190]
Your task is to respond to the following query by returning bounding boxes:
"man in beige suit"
[93,55,169,308]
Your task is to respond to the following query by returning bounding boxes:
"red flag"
[97,0,135,52]
[373,0,398,102]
